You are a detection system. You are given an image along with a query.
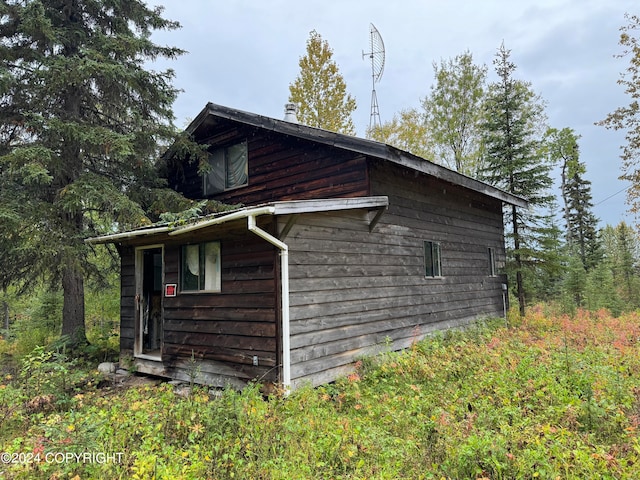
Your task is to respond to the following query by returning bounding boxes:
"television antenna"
[362,23,385,131]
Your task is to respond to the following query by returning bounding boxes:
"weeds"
[2,306,640,478]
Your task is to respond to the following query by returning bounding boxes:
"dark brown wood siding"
[119,245,135,352]
[118,219,280,386]
[166,123,370,205]
[285,160,507,388]
[162,228,279,382]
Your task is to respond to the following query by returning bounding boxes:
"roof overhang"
[86,196,389,245]
[184,103,529,209]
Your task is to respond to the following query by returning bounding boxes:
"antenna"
[362,23,385,131]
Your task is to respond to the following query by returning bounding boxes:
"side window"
[181,242,221,292]
[488,247,497,277]
[424,241,442,277]
[203,141,248,195]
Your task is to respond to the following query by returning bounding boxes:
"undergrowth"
[2,307,640,478]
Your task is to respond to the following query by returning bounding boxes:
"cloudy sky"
[149,0,637,227]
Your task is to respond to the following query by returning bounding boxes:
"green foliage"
[12,290,62,356]
[608,222,640,307]
[19,345,75,398]
[157,199,242,226]
[584,262,625,315]
[0,0,185,339]
[547,127,602,270]
[289,30,357,135]
[84,283,120,362]
[367,107,435,160]
[598,14,640,218]
[2,276,121,361]
[422,50,488,175]
[561,251,589,310]
[3,308,640,478]
[480,42,556,315]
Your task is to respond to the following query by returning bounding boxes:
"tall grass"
[2,307,640,479]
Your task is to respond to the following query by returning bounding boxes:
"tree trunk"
[512,204,526,316]
[3,300,8,330]
[61,266,87,345]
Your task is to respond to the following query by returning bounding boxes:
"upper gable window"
[203,141,248,195]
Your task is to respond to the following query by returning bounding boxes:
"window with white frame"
[181,242,221,292]
[203,141,248,195]
[424,241,442,277]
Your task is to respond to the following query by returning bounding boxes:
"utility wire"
[594,184,633,206]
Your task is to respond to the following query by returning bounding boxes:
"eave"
[185,102,529,209]
[85,196,389,245]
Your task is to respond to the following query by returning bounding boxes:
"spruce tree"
[0,1,184,343]
[479,43,555,315]
[547,127,601,270]
[598,223,640,311]
[565,163,601,270]
[528,203,565,302]
[289,30,357,135]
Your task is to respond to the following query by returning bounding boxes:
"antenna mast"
[362,23,385,131]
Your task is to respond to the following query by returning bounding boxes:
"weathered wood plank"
[163,331,276,352]
[289,298,500,351]
[289,293,504,335]
[282,162,508,387]
[163,307,275,323]
[163,319,275,337]
[133,357,251,388]
[162,344,277,370]
[290,315,478,385]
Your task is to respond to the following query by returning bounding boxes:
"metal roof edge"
[84,196,390,244]
[192,103,528,208]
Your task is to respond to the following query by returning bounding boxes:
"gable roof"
[186,102,528,209]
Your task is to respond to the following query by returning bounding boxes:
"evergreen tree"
[289,30,357,135]
[0,1,184,343]
[584,261,623,315]
[547,127,601,270]
[561,250,588,310]
[527,203,565,302]
[565,163,601,270]
[479,43,555,315]
[422,51,487,176]
[602,222,640,307]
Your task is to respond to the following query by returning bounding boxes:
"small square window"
[424,241,442,277]
[181,242,221,292]
[203,141,248,195]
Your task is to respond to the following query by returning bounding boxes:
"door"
[134,246,163,359]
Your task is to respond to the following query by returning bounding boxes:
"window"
[424,241,442,277]
[488,247,497,276]
[203,141,248,195]
[181,242,221,292]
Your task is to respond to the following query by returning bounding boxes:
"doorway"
[135,246,163,359]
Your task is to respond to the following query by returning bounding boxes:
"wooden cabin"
[88,102,527,391]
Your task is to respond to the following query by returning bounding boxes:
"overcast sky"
[149,0,637,228]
